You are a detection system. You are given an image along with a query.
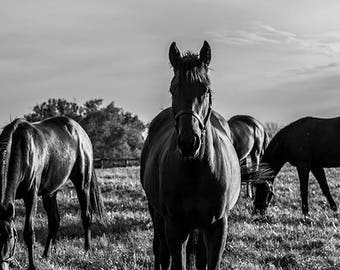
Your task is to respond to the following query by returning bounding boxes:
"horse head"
[169,41,212,158]
[253,164,276,215]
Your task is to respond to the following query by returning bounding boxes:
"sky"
[1,0,340,127]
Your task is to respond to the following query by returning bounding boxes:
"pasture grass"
[11,165,340,269]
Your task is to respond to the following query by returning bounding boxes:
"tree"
[24,99,146,159]
[82,102,145,159]
[25,98,86,122]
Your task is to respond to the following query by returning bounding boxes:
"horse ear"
[199,40,211,66]
[6,203,14,220]
[169,42,181,69]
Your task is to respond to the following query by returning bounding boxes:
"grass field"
[10,165,340,270]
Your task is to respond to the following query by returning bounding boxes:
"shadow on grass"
[15,212,150,249]
[260,253,302,270]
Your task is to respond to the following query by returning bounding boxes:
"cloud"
[213,72,340,124]
[211,21,340,56]
[286,62,340,75]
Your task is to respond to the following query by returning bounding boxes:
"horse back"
[32,117,93,195]
[35,117,92,154]
[283,116,340,167]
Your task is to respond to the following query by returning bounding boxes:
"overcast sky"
[1,0,340,127]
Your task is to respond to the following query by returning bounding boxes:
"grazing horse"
[228,115,269,197]
[0,117,104,270]
[141,41,240,270]
[254,116,339,215]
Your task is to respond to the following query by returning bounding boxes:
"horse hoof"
[302,211,309,217]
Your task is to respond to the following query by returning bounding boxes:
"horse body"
[141,41,240,270]
[228,115,269,197]
[142,108,240,225]
[254,116,339,215]
[0,117,103,270]
[12,118,78,198]
[281,117,340,168]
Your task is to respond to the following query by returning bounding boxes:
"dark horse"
[0,117,104,270]
[228,115,269,197]
[141,41,240,270]
[254,116,339,215]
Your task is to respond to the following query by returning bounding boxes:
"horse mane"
[0,119,24,203]
[176,52,210,85]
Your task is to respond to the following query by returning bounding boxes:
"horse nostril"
[177,133,201,157]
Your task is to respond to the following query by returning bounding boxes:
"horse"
[0,117,104,270]
[141,41,241,270]
[228,115,269,198]
[253,116,340,216]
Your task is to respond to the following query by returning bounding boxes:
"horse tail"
[89,169,105,221]
[263,129,270,150]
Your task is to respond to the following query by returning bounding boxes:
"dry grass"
[10,165,340,269]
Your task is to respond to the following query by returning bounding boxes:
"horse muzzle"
[177,132,201,158]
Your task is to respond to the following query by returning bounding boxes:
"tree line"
[23,98,281,160]
[24,98,145,159]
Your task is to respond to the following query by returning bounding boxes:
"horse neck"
[261,137,286,180]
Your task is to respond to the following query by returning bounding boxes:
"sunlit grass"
[11,165,340,269]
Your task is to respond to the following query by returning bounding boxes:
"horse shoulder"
[141,109,175,197]
[210,110,232,140]
[210,128,241,211]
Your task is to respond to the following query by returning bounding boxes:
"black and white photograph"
[0,1,339,269]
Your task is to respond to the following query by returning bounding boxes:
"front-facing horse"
[0,117,104,270]
[141,41,240,270]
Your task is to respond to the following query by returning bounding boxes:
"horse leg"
[42,193,60,257]
[75,187,91,250]
[23,191,38,270]
[164,219,190,270]
[245,156,252,198]
[196,230,207,270]
[148,203,160,269]
[70,162,92,251]
[202,215,227,270]
[249,144,262,199]
[186,230,204,270]
[311,168,338,212]
[148,203,170,270]
[297,166,310,215]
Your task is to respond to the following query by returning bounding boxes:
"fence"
[94,158,140,168]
